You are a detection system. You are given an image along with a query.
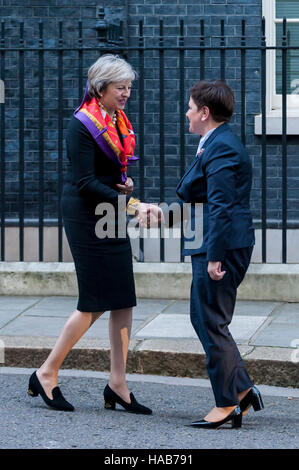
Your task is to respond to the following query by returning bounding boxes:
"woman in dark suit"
[141,81,264,429]
[27,54,151,415]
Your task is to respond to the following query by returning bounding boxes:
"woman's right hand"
[135,203,163,228]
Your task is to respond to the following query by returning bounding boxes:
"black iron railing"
[0,18,298,263]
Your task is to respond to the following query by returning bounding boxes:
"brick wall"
[0,0,298,226]
[0,1,102,220]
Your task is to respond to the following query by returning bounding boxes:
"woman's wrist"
[126,197,141,216]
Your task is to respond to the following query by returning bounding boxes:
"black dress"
[61,116,137,313]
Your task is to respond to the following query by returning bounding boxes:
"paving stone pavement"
[0,296,298,387]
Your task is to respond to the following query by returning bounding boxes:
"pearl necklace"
[98,101,117,124]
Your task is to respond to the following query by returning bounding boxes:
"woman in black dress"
[27,54,152,415]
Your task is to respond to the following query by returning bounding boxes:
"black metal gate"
[0,18,298,263]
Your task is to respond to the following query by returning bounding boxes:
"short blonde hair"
[88,54,137,98]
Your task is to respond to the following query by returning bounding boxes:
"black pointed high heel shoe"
[27,371,74,412]
[240,386,264,413]
[103,384,152,415]
[190,406,242,429]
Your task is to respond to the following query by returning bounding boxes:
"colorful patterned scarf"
[74,83,138,183]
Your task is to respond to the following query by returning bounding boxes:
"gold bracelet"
[126,197,140,216]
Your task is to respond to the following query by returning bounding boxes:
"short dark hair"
[189,80,235,122]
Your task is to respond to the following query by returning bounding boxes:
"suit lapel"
[200,122,229,150]
[176,156,198,192]
[176,123,230,192]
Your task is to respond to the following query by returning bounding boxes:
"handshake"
[135,203,163,228]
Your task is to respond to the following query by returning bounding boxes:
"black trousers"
[190,246,254,407]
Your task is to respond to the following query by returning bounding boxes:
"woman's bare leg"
[108,307,133,403]
[36,309,103,399]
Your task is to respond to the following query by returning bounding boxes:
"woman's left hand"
[207,261,226,281]
[116,177,134,196]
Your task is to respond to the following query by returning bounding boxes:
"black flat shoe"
[190,406,242,429]
[240,386,264,413]
[103,384,152,415]
[27,371,74,412]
